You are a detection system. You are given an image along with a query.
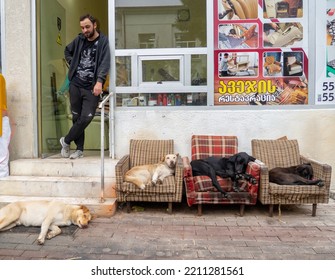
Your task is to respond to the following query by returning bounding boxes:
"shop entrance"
[37,0,108,157]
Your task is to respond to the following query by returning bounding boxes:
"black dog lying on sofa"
[269,163,324,187]
[190,152,257,196]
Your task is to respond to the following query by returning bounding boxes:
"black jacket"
[64,32,111,87]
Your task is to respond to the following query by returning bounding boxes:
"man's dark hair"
[80,14,100,31]
[229,29,236,35]
[80,14,96,24]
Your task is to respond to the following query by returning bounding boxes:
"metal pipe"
[99,91,113,203]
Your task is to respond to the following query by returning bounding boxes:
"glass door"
[37,0,108,157]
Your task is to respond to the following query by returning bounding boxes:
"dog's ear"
[248,155,256,162]
[161,155,166,162]
[175,153,179,158]
[80,205,90,213]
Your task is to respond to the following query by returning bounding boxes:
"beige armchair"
[115,139,183,214]
[252,139,331,217]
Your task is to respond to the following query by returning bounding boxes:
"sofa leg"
[126,202,131,213]
[312,203,317,217]
[240,204,245,217]
[167,202,173,214]
[197,204,202,216]
[269,204,274,217]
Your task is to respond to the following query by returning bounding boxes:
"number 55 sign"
[316,1,335,104]
[319,82,335,103]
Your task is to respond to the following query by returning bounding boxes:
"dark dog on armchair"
[269,163,324,187]
[191,152,257,196]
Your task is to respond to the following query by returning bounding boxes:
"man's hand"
[92,81,103,96]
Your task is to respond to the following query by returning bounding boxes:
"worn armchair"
[252,139,332,217]
[183,135,260,216]
[115,139,183,214]
[264,56,282,76]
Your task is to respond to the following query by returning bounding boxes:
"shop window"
[191,54,207,86]
[116,92,207,107]
[139,33,156,49]
[115,0,207,107]
[140,57,182,84]
[175,33,196,48]
[115,1,206,49]
[116,56,131,87]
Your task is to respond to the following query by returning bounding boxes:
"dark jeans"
[64,84,100,151]
[220,70,229,77]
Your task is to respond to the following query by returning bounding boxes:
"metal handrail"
[98,91,113,203]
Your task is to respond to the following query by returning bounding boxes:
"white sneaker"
[60,137,70,158]
[69,150,83,159]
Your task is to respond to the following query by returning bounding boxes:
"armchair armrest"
[115,155,130,189]
[246,160,261,196]
[182,156,196,195]
[253,159,270,197]
[173,156,184,198]
[182,156,193,177]
[300,155,332,188]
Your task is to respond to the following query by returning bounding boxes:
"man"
[60,14,111,159]
[0,74,11,177]
[220,53,232,77]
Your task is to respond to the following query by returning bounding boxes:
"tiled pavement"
[1,198,335,260]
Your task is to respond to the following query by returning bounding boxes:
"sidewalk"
[1,198,335,260]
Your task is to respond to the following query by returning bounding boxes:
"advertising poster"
[315,0,335,104]
[214,0,308,105]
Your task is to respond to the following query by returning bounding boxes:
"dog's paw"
[37,238,45,245]
[317,181,325,187]
[139,184,146,190]
[235,174,243,179]
[46,232,55,240]
[149,181,157,187]
[223,192,231,199]
[250,178,257,184]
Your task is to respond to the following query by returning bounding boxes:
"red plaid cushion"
[191,135,238,161]
[194,176,233,192]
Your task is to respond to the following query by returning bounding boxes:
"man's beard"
[84,30,95,39]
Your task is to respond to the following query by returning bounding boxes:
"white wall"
[115,108,335,188]
[4,0,34,159]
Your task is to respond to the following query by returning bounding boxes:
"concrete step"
[2,154,119,217]
[10,156,117,177]
[0,175,115,198]
[0,195,118,217]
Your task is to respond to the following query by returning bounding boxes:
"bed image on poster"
[214,0,309,106]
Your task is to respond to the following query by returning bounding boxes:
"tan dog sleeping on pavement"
[124,153,179,189]
[0,200,92,245]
